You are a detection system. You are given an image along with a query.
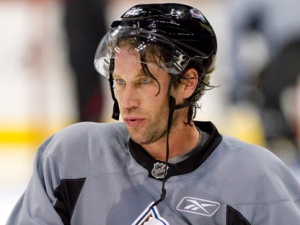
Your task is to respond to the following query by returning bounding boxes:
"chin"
[129,134,151,145]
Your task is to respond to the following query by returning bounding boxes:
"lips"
[123,116,145,127]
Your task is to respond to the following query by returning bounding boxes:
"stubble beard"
[128,108,182,146]
[128,115,167,145]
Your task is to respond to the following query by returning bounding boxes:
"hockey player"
[6,3,300,225]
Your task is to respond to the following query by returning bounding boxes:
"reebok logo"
[176,197,220,217]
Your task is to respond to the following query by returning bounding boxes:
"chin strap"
[152,76,178,207]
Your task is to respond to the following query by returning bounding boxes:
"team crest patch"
[189,8,206,22]
[131,202,170,225]
[151,162,169,179]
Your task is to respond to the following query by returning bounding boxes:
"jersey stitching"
[43,151,89,176]
[228,196,300,206]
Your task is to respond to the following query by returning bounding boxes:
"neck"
[141,121,200,161]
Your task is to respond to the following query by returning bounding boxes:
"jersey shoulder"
[212,135,300,204]
[37,122,130,176]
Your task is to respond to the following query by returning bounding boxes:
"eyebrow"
[112,70,148,79]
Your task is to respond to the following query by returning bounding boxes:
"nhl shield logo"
[151,162,168,179]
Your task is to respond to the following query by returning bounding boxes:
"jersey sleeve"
[255,171,300,224]
[6,136,64,225]
[240,156,300,224]
[267,199,300,224]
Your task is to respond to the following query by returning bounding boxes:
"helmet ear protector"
[94,3,217,120]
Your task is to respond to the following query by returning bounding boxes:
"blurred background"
[1,0,300,223]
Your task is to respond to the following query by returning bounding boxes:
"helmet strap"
[108,58,120,120]
[152,75,177,206]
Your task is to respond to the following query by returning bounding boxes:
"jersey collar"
[129,121,222,181]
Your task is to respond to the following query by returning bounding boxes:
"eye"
[140,77,150,84]
[114,79,125,85]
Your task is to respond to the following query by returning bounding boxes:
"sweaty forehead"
[113,58,160,78]
[114,45,159,62]
[113,46,162,69]
[112,55,170,83]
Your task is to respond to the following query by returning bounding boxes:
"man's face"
[113,46,182,145]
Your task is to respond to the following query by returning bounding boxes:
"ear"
[180,68,198,99]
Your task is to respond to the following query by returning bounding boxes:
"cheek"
[113,88,122,101]
[151,95,169,111]
[138,93,167,111]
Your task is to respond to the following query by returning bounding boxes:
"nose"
[118,84,139,109]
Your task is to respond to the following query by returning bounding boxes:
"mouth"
[123,116,145,127]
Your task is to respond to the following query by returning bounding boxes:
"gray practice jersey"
[6,121,300,224]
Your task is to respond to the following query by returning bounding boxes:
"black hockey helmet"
[94,3,217,119]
